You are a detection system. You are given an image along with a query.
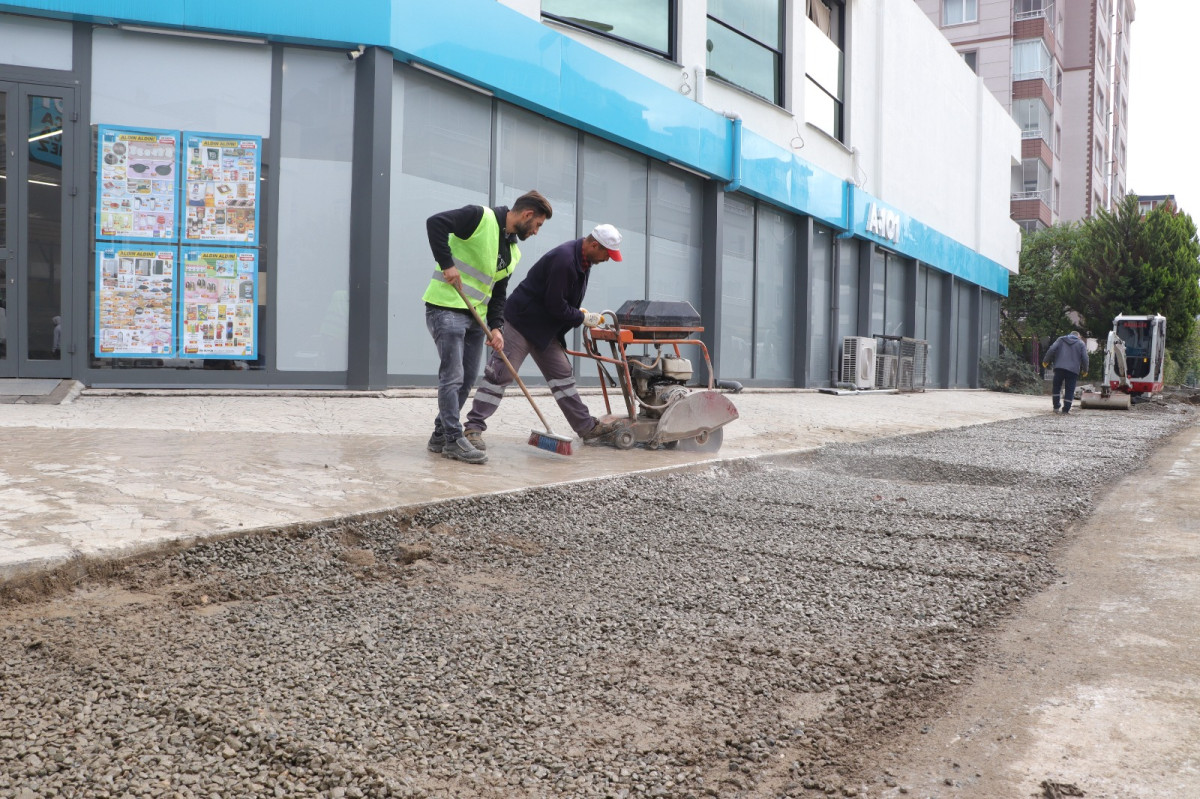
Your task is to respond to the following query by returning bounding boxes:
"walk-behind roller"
[569,300,740,453]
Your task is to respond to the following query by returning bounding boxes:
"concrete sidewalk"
[0,387,1049,582]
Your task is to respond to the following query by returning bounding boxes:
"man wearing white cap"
[464,224,623,448]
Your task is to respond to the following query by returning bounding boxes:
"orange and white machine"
[1080,314,1166,410]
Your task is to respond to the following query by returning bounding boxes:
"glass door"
[0,82,74,378]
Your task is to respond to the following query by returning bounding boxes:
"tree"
[1141,202,1200,348]
[1001,224,1076,354]
[1062,195,1200,349]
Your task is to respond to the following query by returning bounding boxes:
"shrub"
[980,351,1043,394]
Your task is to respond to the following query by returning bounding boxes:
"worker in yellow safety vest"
[422,190,553,464]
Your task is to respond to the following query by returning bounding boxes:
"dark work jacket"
[1046,333,1088,375]
[504,238,589,350]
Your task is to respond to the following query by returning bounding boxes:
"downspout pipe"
[725,112,742,193]
[836,171,856,239]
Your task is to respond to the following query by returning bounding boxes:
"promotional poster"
[181,133,261,245]
[180,249,258,359]
[96,126,178,241]
[95,245,177,356]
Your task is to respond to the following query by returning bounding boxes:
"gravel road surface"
[1,403,1194,799]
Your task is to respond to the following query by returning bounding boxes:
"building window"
[1056,66,1063,100]
[960,50,978,74]
[1054,124,1061,155]
[804,0,845,140]
[1013,39,1052,85]
[541,0,673,58]
[1013,97,1052,144]
[1015,0,1053,22]
[1053,180,1060,212]
[706,0,784,104]
[943,0,978,25]
[1017,158,1051,202]
[720,195,798,382]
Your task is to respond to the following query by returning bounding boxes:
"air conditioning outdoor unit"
[875,354,898,389]
[898,338,929,392]
[841,336,877,389]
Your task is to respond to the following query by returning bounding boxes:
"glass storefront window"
[808,224,834,386]
[719,194,754,380]
[580,136,648,319]
[388,66,493,378]
[647,164,703,312]
[275,47,356,373]
[754,206,795,381]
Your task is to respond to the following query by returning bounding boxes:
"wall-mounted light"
[115,24,266,45]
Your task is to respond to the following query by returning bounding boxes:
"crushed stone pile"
[1,405,1193,798]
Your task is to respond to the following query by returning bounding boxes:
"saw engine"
[628,353,694,418]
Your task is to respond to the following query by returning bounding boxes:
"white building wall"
[858,0,1021,271]
[497,0,1021,273]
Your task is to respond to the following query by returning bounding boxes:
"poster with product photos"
[180,249,258,359]
[181,132,261,245]
[94,244,177,357]
[96,126,179,241]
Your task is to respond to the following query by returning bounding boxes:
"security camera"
[347,44,365,61]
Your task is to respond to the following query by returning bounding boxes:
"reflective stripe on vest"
[422,208,519,312]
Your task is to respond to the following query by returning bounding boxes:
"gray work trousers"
[465,325,596,435]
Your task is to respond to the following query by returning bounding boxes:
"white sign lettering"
[866,203,901,243]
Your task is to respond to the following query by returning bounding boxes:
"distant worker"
[1043,330,1088,415]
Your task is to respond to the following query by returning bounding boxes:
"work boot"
[581,419,619,444]
[427,430,446,453]
[443,437,488,464]
[464,429,487,451]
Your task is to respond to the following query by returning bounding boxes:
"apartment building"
[916,0,1135,229]
[1137,194,1176,215]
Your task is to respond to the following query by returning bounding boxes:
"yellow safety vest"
[422,207,519,313]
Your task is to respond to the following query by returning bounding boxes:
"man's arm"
[426,205,485,269]
[485,275,509,331]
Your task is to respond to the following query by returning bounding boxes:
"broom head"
[528,428,574,456]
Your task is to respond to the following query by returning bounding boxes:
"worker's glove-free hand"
[582,311,602,328]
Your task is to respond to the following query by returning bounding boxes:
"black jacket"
[504,238,589,349]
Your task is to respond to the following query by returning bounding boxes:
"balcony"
[1012,77,1055,109]
[1011,192,1053,227]
[1014,2,1055,49]
[1021,136,1053,164]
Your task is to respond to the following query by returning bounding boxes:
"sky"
[1125,2,1199,216]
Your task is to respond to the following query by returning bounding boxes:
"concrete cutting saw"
[568,300,741,452]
